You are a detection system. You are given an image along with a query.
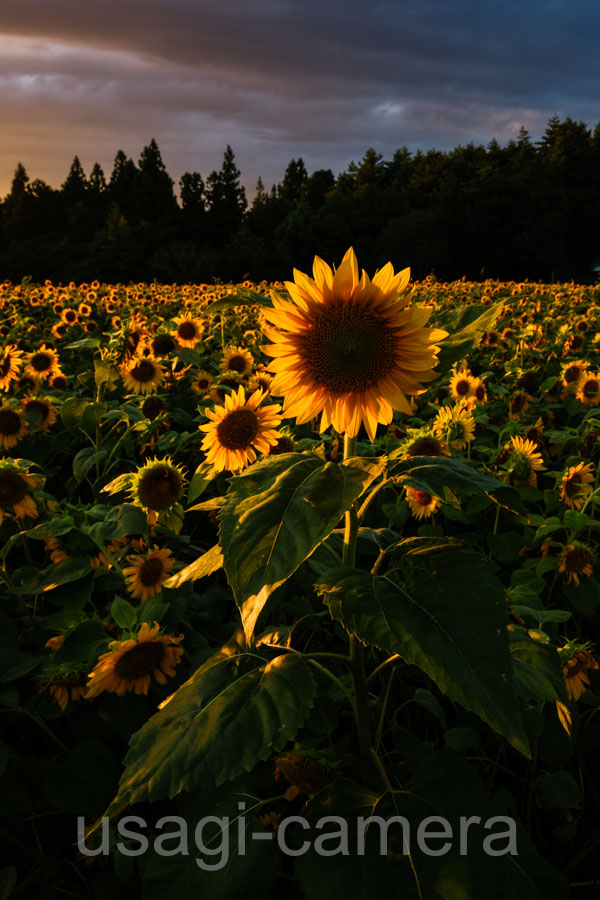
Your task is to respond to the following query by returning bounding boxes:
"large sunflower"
[0,344,24,391]
[200,385,283,472]
[122,546,175,602]
[0,461,40,525]
[261,248,447,441]
[121,357,164,395]
[0,405,28,450]
[86,621,184,697]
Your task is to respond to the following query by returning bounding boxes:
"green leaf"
[187,461,215,504]
[203,287,272,315]
[317,538,531,756]
[85,503,148,541]
[509,632,566,703]
[219,452,386,642]
[115,648,316,804]
[534,771,582,814]
[390,455,522,511]
[64,337,101,350]
[13,557,95,595]
[0,648,43,683]
[111,596,137,630]
[44,738,121,816]
[487,531,524,565]
[94,358,120,391]
[81,402,107,434]
[162,544,223,589]
[60,397,90,429]
[434,300,506,374]
[72,448,108,480]
[564,509,600,534]
[0,516,74,560]
[0,867,17,900]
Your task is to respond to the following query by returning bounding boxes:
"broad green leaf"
[0,648,44,683]
[0,516,74,560]
[317,538,531,756]
[509,632,567,703]
[60,397,90,429]
[72,447,108,480]
[12,557,96,595]
[534,771,582,814]
[163,544,223,589]
[390,455,522,511]
[434,300,506,374]
[116,648,316,805]
[203,287,272,315]
[85,503,148,541]
[94,358,120,391]
[220,452,386,642]
[187,461,215,504]
[44,738,121,816]
[111,596,137,630]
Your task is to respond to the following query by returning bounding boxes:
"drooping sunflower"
[128,457,186,526]
[121,357,164,395]
[171,315,204,348]
[558,542,596,587]
[220,346,254,376]
[502,436,546,486]
[0,461,41,525]
[24,344,61,381]
[40,670,88,711]
[559,643,599,702]
[576,372,600,406]
[200,385,283,472]
[406,486,442,520]
[508,391,533,420]
[559,462,595,510]
[0,405,28,450]
[122,546,175,602]
[86,621,184,698]
[0,344,24,391]
[261,248,447,441]
[432,404,475,451]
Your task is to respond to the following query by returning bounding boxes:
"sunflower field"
[1,252,599,899]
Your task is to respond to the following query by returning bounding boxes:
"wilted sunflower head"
[558,542,596,587]
[261,247,447,441]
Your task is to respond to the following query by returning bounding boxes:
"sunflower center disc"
[217,409,259,450]
[178,322,198,340]
[583,379,598,398]
[407,437,443,457]
[0,410,23,435]
[25,401,49,419]
[114,642,165,679]
[414,490,432,505]
[227,355,247,373]
[0,472,28,505]
[30,353,52,372]
[139,557,165,586]
[138,466,181,509]
[300,304,396,394]
[131,361,157,383]
[564,475,583,498]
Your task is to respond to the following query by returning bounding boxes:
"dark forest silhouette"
[1,116,599,284]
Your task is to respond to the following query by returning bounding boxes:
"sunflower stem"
[343,433,372,754]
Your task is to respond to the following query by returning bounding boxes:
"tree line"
[1,116,599,284]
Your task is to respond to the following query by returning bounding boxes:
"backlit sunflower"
[191,370,214,396]
[171,315,204,348]
[200,385,283,472]
[21,396,57,432]
[122,546,175,602]
[508,391,533,420]
[128,457,186,526]
[247,370,273,394]
[558,542,595,587]
[502,436,546,486]
[432,404,475,450]
[406,487,442,520]
[86,621,184,697]
[0,461,41,525]
[24,344,60,381]
[0,405,28,450]
[220,346,254,376]
[449,370,477,401]
[561,360,589,388]
[261,248,447,441]
[121,357,164,395]
[576,372,600,406]
[559,462,595,510]
[0,344,24,391]
[559,642,598,701]
[151,333,178,357]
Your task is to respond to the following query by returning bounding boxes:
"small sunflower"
[0,461,41,525]
[191,370,214,396]
[210,374,243,403]
[432,404,475,451]
[247,370,273,394]
[21,396,57,432]
[558,542,596,587]
[24,344,60,381]
[508,391,533,420]
[171,315,204,348]
[561,360,589,388]
[40,670,88,711]
[449,370,477,402]
[559,462,595,510]
[262,248,447,441]
[128,457,186,526]
[49,373,68,391]
[0,405,28,450]
[399,428,450,459]
[122,547,175,602]
[121,357,164,395]
[86,622,184,698]
[406,486,442,520]
[0,344,24,391]
[60,308,78,326]
[200,385,283,472]
[576,372,600,406]
[220,346,254,376]
[151,333,178,357]
[502,436,546,486]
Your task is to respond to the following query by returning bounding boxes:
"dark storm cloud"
[0,0,599,196]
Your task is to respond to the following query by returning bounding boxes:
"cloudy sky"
[0,0,598,200]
